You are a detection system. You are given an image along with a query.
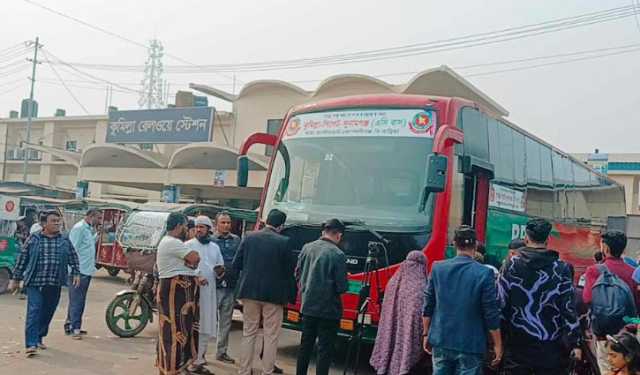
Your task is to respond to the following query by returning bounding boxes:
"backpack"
[590,264,637,337]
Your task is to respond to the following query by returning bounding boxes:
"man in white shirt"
[186,216,225,371]
[155,212,202,375]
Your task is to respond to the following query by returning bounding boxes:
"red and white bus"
[237,94,626,341]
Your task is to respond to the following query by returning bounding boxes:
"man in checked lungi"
[155,212,204,375]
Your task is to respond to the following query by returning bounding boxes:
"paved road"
[0,269,375,374]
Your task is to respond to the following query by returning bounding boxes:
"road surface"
[0,269,375,374]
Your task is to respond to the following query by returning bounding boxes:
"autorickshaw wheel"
[0,268,10,294]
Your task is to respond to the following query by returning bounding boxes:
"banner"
[283,109,436,140]
[489,184,526,213]
[106,107,214,144]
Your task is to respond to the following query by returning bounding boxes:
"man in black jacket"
[295,219,348,375]
[499,218,582,374]
[233,209,292,375]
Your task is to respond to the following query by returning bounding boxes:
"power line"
[0,59,29,71]
[22,0,147,49]
[43,48,142,94]
[37,80,140,95]
[42,50,90,114]
[0,42,29,55]
[0,46,33,65]
[258,42,640,85]
[43,5,638,73]
[0,64,31,79]
[465,46,640,78]
[0,76,29,87]
[455,42,640,70]
[21,0,238,83]
[0,84,24,96]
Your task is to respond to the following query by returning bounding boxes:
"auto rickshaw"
[0,218,21,294]
[105,203,256,338]
[63,199,140,277]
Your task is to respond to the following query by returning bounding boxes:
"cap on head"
[454,225,476,248]
[525,218,552,243]
[322,218,346,234]
[194,215,213,228]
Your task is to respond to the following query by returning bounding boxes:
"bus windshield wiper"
[283,222,323,230]
[342,219,390,246]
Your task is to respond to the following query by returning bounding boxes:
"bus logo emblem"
[286,118,301,137]
[409,112,434,134]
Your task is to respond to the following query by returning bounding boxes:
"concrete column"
[89,182,104,198]
[39,121,55,186]
[95,120,108,144]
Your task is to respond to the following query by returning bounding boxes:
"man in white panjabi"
[186,215,225,370]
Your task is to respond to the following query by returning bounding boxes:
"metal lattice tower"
[139,39,165,109]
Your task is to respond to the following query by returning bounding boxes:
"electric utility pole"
[22,37,42,183]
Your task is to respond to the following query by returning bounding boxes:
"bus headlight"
[287,310,300,323]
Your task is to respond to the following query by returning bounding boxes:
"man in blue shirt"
[64,208,100,339]
[9,210,80,357]
[423,226,502,374]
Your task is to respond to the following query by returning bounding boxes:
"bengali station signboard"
[106,107,214,144]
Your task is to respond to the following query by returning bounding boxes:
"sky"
[1,0,639,153]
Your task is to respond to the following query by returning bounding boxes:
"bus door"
[461,166,493,243]
[457,107,495,243]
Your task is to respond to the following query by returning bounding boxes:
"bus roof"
[288,94,460,116]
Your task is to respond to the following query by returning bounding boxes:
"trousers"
[238,299,283,375]
[295,316,339,375]
[25,286,61,348]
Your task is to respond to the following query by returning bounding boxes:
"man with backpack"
[583,230,638,375]
[499,218,582,374]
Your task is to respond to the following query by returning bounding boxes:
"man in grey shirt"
[295,219,348,375]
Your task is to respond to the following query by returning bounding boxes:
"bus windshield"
[262,108,437,231]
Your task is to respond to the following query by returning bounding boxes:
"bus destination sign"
[283,109,436,140]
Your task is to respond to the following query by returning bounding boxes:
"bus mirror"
[275,178,288,201]
[237,156,249,187]
[425,154,448,193]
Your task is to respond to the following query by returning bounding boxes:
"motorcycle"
[105,269,156,337]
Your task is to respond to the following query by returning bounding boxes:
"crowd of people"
[8,206,640,375]
[372,218,640,375]
[154,208,347,375]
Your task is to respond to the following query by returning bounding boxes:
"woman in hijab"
[370,251,428,375]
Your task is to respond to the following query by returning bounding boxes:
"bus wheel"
[0,268,10,294]
[107,267,120,277]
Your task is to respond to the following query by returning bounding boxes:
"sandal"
[187,364,215,375]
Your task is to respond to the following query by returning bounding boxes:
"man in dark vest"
[233,209,293,375]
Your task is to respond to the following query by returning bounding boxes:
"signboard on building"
[213,170,226,187]
[193,95,209,107]
[588,152,609,175]
[106,107,214,144]
[0,195,21,221]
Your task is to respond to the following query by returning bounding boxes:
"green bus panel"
[484,209,530,267]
